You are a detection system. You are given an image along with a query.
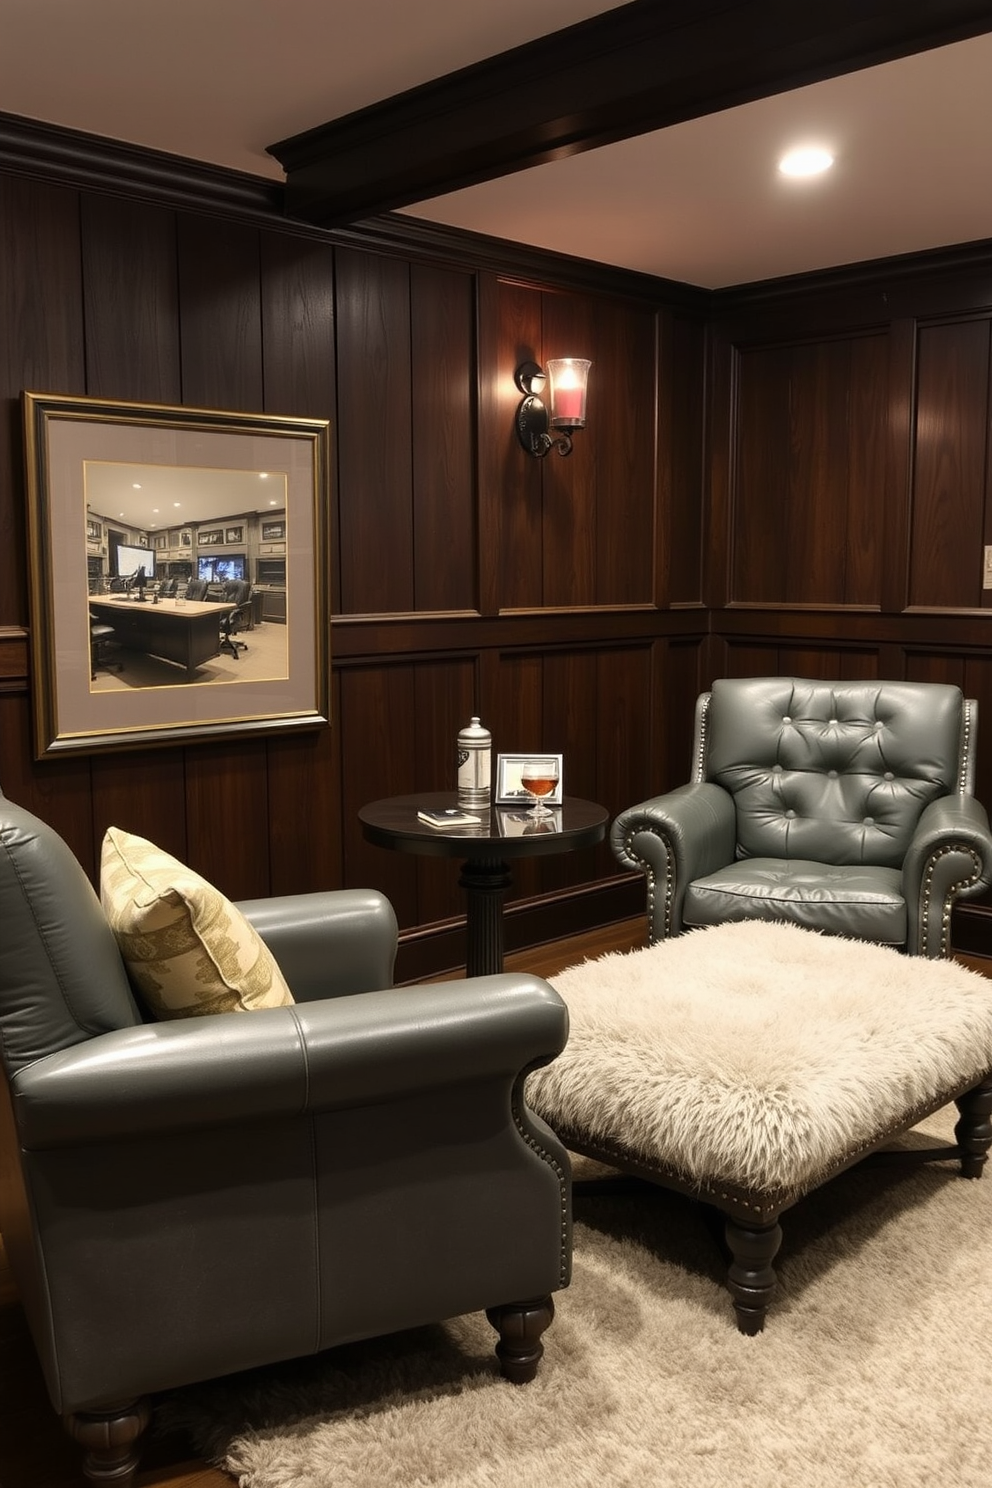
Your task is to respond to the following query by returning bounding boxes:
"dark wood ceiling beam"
[269,0,992,226]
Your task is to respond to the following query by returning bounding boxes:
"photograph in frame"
[494,753,564,806]
[22,391,331,759]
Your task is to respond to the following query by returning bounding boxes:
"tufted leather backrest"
[700,678,968,867]
[0,791,142,1076]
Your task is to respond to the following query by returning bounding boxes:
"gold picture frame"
[23,391,331,759]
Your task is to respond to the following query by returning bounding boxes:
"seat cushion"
[683,858,906,944]
[101,827,294,1018]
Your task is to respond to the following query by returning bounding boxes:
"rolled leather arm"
[902,794,992,958]
[610,783,736,941]
[11,974,568,1151]
[237,888,398,1000]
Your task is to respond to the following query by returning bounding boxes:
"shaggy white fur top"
[527,921,992,1193]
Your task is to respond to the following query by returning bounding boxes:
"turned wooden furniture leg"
[63,1398,151,1487]
[955,1076,992,1178]
[725,1218,783,1335]
[486,1295,555,1382]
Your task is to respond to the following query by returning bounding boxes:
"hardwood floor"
[0,918,644,1488]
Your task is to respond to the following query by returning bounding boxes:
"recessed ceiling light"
[778,146,834,178]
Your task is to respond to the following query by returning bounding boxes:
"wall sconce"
[514,358,592,457]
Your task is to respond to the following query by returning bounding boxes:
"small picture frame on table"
[495,753,564,806]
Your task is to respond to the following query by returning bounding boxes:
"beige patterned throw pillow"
[100,827,294,1019]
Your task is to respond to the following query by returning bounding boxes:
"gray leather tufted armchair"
[612,677,992,958]
[0,789,571,1488]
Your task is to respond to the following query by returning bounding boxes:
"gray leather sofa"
[0,789,571,1486]
[612,676,992,957]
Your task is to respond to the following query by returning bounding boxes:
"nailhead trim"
[692,694,711,784]
[959,702,973,793]
[620,832,674,942]
[513,1094,571,1287]
[562,1067,992,1225]
[919,841,983,957]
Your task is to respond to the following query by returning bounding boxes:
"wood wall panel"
[485,279,661,613]
[732,333,888,605]
[661,636,709,785]
[183,739,271,903]
[409,657,479,925]
[541,295,599,608]
[548,291,658,608]
[489,278,544,611]
[265,723,342,895]
[80,196,182,405]
[410,264,477,614]
[177,217,264,411]
[259,232,336,421]
[89,748,188,869]
[667,315,706,606]
[909,318,990,608]
[338,664,416,923]
[335,249,414,616]
[0,176,85,626]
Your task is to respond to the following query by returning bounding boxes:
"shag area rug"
[157,1106,992,1488]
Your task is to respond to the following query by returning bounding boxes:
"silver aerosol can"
[457,716,491,807]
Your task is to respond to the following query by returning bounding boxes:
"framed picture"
[261,520,285,541]
[495,753,564,806]
[86,517,101,542]
[225,525,244,544]
[22,391,331,759]
[198,527,223,546]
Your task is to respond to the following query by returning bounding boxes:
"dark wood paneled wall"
[5,133,992,970]
[0,162,708,978]
[709,253,992,948]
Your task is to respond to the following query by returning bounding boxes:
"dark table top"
[359,791,609,861]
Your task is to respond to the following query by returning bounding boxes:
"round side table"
[358,792,609,976]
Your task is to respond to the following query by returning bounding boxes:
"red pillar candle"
[547,359,591,427]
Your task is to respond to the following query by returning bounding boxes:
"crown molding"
[340,212,710,311]
[0,110,284,223]
[713,236,992,316]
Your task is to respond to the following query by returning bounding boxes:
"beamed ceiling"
[0,1,990,288]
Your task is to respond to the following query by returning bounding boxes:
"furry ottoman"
[527,920,992,1333]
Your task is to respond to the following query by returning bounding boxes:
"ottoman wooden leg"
[955,1076,992,1178]
[724,1218,782,1335]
